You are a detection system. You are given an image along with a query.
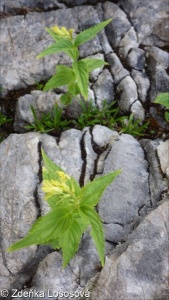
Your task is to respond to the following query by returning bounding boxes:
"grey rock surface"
[92,199,169,300]
[130,100,145,122]
[98,134,150,241]
[126,48,145,71]
[118,27,138,59]
[103,2,131,48]
[2,0,66,12]
[117,76,138,112]
[149,66,169,102]
[131,70,150,103]
[157,140,169,179]
[14,91,63,132]
[118,0,169,47]
[92,69,114,108]
[106,52,129,85]
[140,139,168,206]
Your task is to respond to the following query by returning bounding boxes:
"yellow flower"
[51,25,74,40]
[42,180,63,196]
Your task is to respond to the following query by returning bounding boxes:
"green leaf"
[72,61,89,100]
[42,149,63,175]
[36,39,76,60]
[80,170,121,207]
[60,92,72,105]
[59,218,85,268]
[165,111,169,122]
[79,206,105,266]
[74,18,112,47]
[154,92,169,109]
[7,208,72,251]
[81,58,108,72]
[68,82,80,96]
[43,65,75,91]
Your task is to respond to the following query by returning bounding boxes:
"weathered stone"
[0,133,40,289]
[131,70,150,103]
[30,251,82,299]
[3,0,65,12]
[14,91,63,132]
[140,139,168,206]
[126,48,146,71]
[92,200,169,300]
[149,66,169,102]
[157,140,169,179]
[103,2,131,48]
[130,100,145,121]
[146,46,169,69]
[117,76,138,112]
[106,53,129,85]
[98,134,150,239]
[92,69,114,108]
[91,125,119,174]
[118,27,138,59]
[118,0,169,47]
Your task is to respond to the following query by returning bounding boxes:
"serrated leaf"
[36,39,76,60]
[43,65,75,91]
[154,92,169,109]
[74,18,112,47]
[81,58,108,72]
[80,170,121,207]
[73,61,89,100]
[7,208,72,251]
[79,206,105,266]
[59,218,85,268]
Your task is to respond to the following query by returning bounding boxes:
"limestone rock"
[106,53,129,85]
[14,91,63,132]
[103,2,131,48]
[157,140,169,179]
[117,76,138,112]
[98,134,150,241]
[126,48,146,71]
[130,100,145,121]
[146,46,169,69]
[140,139,168,206]
[92,69,114,108]
[118,0,169,47]
[92,200,169,300]
[3,0,65,12]
[118,27,138,59]
[131,70,150,103]
[149,66,169,102]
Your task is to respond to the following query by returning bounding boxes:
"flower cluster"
[51,26,74,40]
[42,169,75,201]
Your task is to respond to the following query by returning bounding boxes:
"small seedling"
[7,150,121,268]
[25,104,71,133]
[0,111,12,127]
[119,114,149,137]
[73,100,121,130]
[34,80,45,90]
